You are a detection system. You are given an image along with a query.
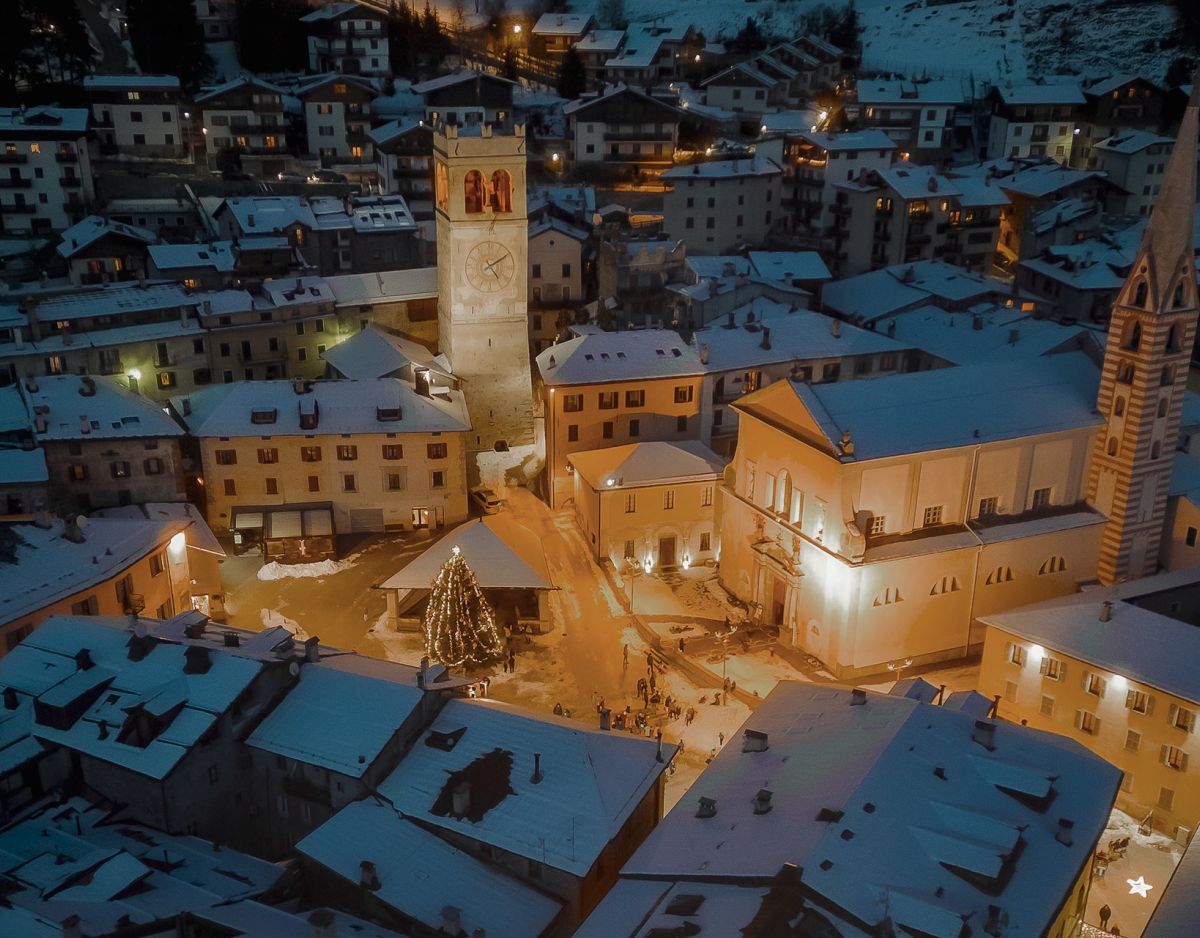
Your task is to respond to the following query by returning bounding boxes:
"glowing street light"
[513,23,522,34]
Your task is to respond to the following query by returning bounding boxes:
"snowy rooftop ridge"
[611,682,1119,938]
[536,329,705,386]
[569,440,725,491]
[376,697,673,877]
[22,374,183,441]
[379,516,553,591]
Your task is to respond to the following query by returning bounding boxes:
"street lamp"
[887,658,914,683]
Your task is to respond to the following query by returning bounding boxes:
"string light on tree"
[422,546,504,668]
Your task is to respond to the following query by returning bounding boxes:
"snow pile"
[257,559,351,581]
[260,607,310,642]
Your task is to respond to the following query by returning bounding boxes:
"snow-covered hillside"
[501,0,1180,84]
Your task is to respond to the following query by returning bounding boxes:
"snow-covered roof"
[89,502,224,556]
[376,698,672,876]
[994,79,1085,105]
[324,267,438,306]
[56,216,158,258]
[0,447,48,485]
[619,682,1119,937]
[748,250,831,283]
[569,440,725,491]
[24,374,183,441]
[379,516,553,591]
[822,260,1014,321]
[758,107,825,135]
[796,129,897,152]
[856,78,965,105]
[248,656,424,777]
[0,616,264,778]
[529,215,589,242]
[194,76,285,105]
[0,107,88,136]
[1084,73,1160,97]
[528,185,596,220]
[1096,129,1175,155]
[964,158,1107,199]
[298,2,380,23]
[532,12,594,35]
[736,352,1102,461]
[367,117,429,147]
[321,325,440,380]
[30,281,199,322]
[983,568,1200,705]
[0,385,30,434]
[574,29,625,52]
[83,75,180,91]
[701,61,778,89]
[695,306,910,372]
[192,901,407,938]
[173,377,469,438]
[537,329,704,386]
[216,196,316,234]
[1032,195,1099,236]
[299,798,563,936]
[661,155,781,181]
[293,72,377,99]
[147,241,237,272]
[880,303,1097,366]
[578,880,774,938]
[0,518,189,628]
[412,68,516,96]
[562,84,685,119]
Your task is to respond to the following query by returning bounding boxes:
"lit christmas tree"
[423,546,504,668]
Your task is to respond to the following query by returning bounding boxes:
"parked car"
[470,487,504,514]
[308,169,348,183]
[277,171,306,183]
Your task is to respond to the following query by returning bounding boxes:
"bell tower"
[1088,79,1199,584]
[433,122,534,466]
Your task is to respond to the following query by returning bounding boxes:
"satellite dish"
[288,661,300,677]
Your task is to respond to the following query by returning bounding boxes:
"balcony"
[59,176,82,188]
[0,153,28,164]
[227,122,282,135]
[250,99,283,113]
[604,130,675,142]
[0,203,35,214]
[0,178,31,188]
[239,344,287,364]
[54,151,77,163]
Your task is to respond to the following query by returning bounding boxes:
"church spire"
[1088,71,1200,585]
[1113,77,1200,316]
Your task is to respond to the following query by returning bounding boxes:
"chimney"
[753,788,774,815]
[247,213,255,227]
[304,636,320,662]
[79,416,91,435]
[696,796,717,818]
[850,688,867,706]
[24,375,38,393]
[183,645,212,675]
[441,907,463,934]
[699,343,709,365]
[1099,600,1113,622]
[359,860,381,890]
[1008,328,1019,345]
[34,414,47,435]
[2,687,18,710]
[97,719,109,740]
[414,369,432,398]
[887,319,897,338]
[726,311,735,329]
[983,905,1008,938]
[61,914,83,938]
[972,314,983,331]
[1055,818,1074,846]
[531,752,543,784]
[203,299,213,315]
[451,781,471,818]
[182,398,192,417]
[74,648,94,671]
[760,326,771,350]
[971,719,997,751]
[831,319,841,338]
[743,729,769,752]
[307,909,337,938]
[79,376,96,397]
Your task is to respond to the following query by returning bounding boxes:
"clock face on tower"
[464,240,516,293]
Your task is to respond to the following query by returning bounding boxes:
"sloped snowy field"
[507,0,1178,83]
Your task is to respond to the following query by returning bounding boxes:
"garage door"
[349,508,385,533]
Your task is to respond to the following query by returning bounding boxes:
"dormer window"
[376,406,402,422]
[250,408,277,425]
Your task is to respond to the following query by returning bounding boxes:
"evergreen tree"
[388,0,418,79]
[127,0,210,89]
[421,1,451,61]
[828,2,861,52]
[236,0,309,73]
[33,0,94,83]
[0,2,41,97]
[557,47,586,100]
[423,546,505,668]
[597,0,627,30]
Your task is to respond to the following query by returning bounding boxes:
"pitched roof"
[569,440,725,491]
[616,682,1119,937]
[661,155,782,180]
[378,517,553,591]
[298,798,563,936]
[56,216,158,259]
[247,656,425,777]
[320,325,440,380]
[736,352,1102,460]
[173,378,469,437]
[24,374,183,441]
[376,698,672,876]
[536,329,705,386]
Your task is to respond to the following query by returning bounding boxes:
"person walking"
[507,649,515,674]
[1099,905,1111,931]
[623,644,629,669]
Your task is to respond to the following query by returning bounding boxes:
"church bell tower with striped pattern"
[1088,78,1199,584]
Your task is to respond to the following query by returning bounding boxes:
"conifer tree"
[423,546,505,668]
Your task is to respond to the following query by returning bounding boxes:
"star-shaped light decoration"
[1127,876,1154,898]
